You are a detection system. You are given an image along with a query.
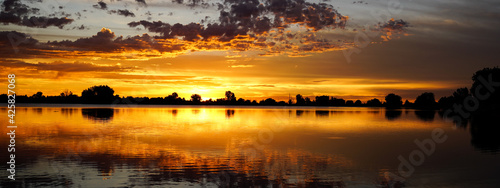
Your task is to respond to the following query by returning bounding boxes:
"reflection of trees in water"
[95,149,350,187]
[33,108,43,114]
[81,108,114,122]
[61,108,77,116]
[469,112,500,153]
[384,110,402,120]
[440,111,500,153]
[192,109,200,114]
[25,143,352,187]
[414,110,435,122]
[315,110,329,117]
[296,110,304,117]
[225,109,235,118]
[0,174,73,187]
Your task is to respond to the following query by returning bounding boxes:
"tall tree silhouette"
[191,94,201,103]
[385,93,402,108]
[315,95,330,106]
[354,100,362,106]
[296,94,305,105]
[225,91,236,102]
[414,92,437,109]
[81,85,115,104]
[366,98,382,106]
[165,92,180,104]
[471,67,500,111]
[438,88,469,109]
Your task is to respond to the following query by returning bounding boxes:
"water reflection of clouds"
[3,107,499,187]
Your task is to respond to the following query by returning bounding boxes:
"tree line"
[5,67,499,111]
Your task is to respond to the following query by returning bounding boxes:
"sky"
[0,0,499,102]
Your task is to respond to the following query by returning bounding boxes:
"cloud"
[382,18,409,31]
[379,18,410,41]
[129,0,347,40]
[0,31,41,56]
[0,60,135,73]
[20,16,74,28]
[93,1,108,10]
[0,0,410,60]
[108,9,135,17]
[229,64,254,68]
[46,28,190,54]
[0,0,73,28]
[171,0,210,8]
[124,0,351,57]
[136,0,147,6]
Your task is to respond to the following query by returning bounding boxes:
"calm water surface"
[1,106,499,187]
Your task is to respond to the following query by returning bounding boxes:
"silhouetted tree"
[165,92,180,104]
[414,92,437,109]
[60,89,73,97]
[260,98,277,105]
[296,94,305,105]
[471,67,500,111]
[251,100,258,105]
[403,100,413,108]
[438,96,454,109]
[191,94,201,103]
[237,98,245,104]
[438,88,470,109]
[81,85,115,104]
[225,91,236,102]
[385,93,402,108]
[315,95,330,106]
[453,88,470,102]
[366,98,382,106]
[32,91,43,99]
[354,100,362,106]
[331,98,346,106]
[345,100,354,106]
[305,97,312,105]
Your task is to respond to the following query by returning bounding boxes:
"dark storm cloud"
[108,9,135,17]
[93,1,108,10]
[0,0,73,28]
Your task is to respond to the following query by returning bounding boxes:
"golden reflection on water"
[0,107,445,187]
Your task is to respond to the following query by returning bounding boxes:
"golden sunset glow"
[2,0,500,186]
[3,0,492,101]
[0,107,445,183]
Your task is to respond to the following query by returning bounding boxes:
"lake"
[1,105,499,187]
